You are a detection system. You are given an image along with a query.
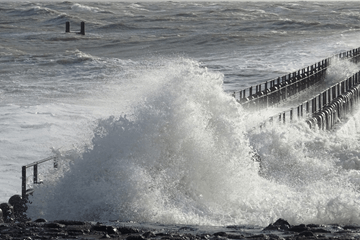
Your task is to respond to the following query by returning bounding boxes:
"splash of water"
[27,57,360,227]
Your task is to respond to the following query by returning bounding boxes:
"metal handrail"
[21,156,58,199]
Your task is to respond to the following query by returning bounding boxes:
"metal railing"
[21,156,58,199]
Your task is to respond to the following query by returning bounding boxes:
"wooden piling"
[80,21,85,35]
[65,21,70,33]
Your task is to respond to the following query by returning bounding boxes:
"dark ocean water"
[1,1,360,228]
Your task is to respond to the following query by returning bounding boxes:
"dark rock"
[179,226,198,231]
[298,231,314,237]
[311,228,331,233]
[306,224,320,228]
[101,233,111,238]
[213,232,227,237]
[289,224,308,232]
[246,234,269,239]
[343,225,360,230]
[156,232,171,237]
[273,219,291,230]
[92,225,108,232]
[67,229,86,236]
[33,218,47,223]
[106,226,118,234]
[92,225,118,234]
[263,224,279,231]
[336,229,353,234]
[226,225,245,230]
[142,231,156,238]
[118,226,140,234]
[8,195,28,222]
[263,218,290,232]
[127,235,146,240]
[8,195,22,207]
[227,234,244,239]
[43,222,66,228]
[266,234,284,239]
[55,220,85,225]
[0,203,13,223]
[0,209,3,223]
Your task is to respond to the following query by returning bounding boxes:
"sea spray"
[27,57,260,224]
[26,57,360,226]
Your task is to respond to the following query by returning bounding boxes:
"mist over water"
[1,1,360,227]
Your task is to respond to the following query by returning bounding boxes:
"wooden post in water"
[80,22,85,35]
[65,21,70,33]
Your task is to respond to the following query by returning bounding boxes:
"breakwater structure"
[65,21,85,35]
[234,47,360,130]
[1,48,360,223]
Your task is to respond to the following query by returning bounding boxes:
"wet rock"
[8,195,28,222]
[227,234,244,239]
[118,226,140,234]
[266,234,284,240]
[55,220,85,225]
[311,228,331,233]
[106,226,118,234]
[263,218,290,231]
[343,225,360,231]
[298,231,314,237]
[92,224,108,232]
[127,235,146,240]
[246,234,269,239]
[213,232,227,237]
[0,209,3,223]
[33,218,47,223]
[143,231,156,238]
[101,233,111,238]
[289,224,308,232]
[43,222,66,228]
[306,224,321,228]
[0,203,13,223]
[92,224,118,235]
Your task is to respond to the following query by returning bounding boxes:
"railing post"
[34,164,38,184]
[22,166,26,199]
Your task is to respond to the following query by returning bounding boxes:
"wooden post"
[22,166,26,199]
[34,165,38,184]
[80,22,85,35]
[66,21,70,33]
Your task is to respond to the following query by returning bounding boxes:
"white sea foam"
[26,57,360,227]
[71,3,101,13]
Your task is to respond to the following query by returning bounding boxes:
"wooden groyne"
[65,21,85,35]
[306,71,360,130]
[258,70,360,130]
[235,48,360,111]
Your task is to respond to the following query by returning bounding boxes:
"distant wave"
[71,3,113,14]
[10,6,63,17]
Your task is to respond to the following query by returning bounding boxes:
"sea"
[2,0,360,228]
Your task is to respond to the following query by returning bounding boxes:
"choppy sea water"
[2,1,360,227]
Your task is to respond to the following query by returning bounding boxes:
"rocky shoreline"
[1,195,360,239]
[1,218,360,240]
